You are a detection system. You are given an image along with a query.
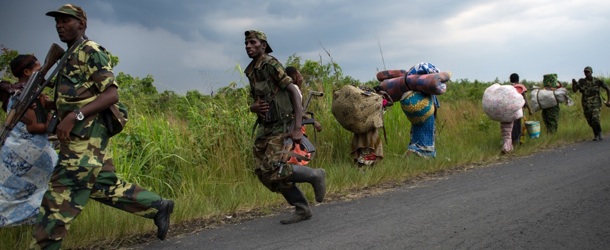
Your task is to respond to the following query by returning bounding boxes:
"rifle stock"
[0,43,65,147]
[41,43,65,77]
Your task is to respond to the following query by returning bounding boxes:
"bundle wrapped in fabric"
[482,83,525,122]
[406,72,450,95]
[542,73,561,88]
[400,91,435,125]
[379,72,451,102]
[530,87,574,112]
[331,85,384,134]
[379,75,410,102]
[376,69,407,82]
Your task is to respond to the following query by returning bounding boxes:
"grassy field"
[2,77,610,249]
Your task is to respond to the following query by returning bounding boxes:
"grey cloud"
[2,0,610,94]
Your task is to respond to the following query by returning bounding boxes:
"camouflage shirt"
[55,40,118,136]
[245,54,294,138]
[577,77,608,109]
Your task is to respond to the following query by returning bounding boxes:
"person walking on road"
[32,4,174,249]
[572,66,610,141]
[245,30,326,224]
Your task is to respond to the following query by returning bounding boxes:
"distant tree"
[0,45,18,81]
[285,54,302,69]
[116,72,158,96]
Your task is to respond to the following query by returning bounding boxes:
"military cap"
[584,66,593,73]
[245,30,273,53]
[46,4,87,22]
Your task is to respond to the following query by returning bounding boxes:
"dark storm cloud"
[2,0,610,94]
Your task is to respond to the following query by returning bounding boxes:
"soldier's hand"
[605,101,610,108]
[288,128,303,144]
[250,99,269,117]
[56,113,76,143]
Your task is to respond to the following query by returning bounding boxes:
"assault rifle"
[0,43,65,146]
[302,91,323,126]
[301,90,323,145]
[292,90,324,160]
[276,90,325,165]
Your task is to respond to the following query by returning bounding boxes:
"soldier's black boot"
[593,125,602,141]
[289,165,326,202]
[154,199,175,240]
[280,186,312,224]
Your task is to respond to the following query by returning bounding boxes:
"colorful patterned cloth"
[351,128,383,166]
[543,73,561,88]
[401,62,442,158]
[407,62,440,75]
[400,91,435,125]
[407,114,436,158]
[0,100,57,227]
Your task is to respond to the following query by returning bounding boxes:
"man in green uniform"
[572,66,610,141]
[32,4,174,249]
[245,30,326,224]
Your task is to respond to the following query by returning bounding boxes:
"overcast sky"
[2,0,609,94]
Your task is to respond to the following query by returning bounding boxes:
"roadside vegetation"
[1,47,609,249]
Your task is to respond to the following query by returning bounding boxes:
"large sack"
[482,84,525,122]
[331,85,383,134]
[530,87,574,112]
[379,72,451,102]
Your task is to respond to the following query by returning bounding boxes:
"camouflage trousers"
[253,134,294,192]
[541,105,560,134]
[31,135,162,250]
[583,105,602,133]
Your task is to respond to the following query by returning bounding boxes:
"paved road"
[139,140,610,250]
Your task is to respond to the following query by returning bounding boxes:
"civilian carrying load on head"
[482,83,525,122]
[331,85,384,134]
[529,73,573,112]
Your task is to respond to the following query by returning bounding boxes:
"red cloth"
[513,83,527,94]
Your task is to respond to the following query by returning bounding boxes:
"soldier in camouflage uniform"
[572,66,610,141]
[245,30,327,224]
[32,4,174,249]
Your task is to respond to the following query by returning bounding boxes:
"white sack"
[482,84,525,122]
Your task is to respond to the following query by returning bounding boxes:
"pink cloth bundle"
[379,72,451,102]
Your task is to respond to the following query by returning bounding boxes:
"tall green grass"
[2,78,609,249]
